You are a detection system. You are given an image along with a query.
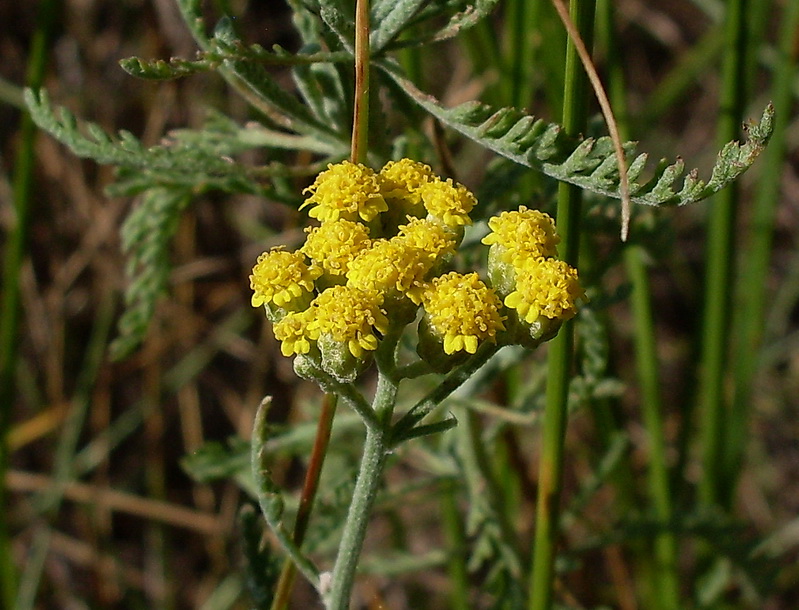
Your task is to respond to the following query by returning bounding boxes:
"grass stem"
[725,0,799,505]
[697,0,748,509]
[528,2,594,608]
[0,1,57,604]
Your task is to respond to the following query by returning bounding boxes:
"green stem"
[350,0,370,164]
[528,2,594,608]
[598,1,680,605]
[505,0,537,108]
[697,0,748,509]
[270,394,338,610]
[324,426,388,610]
[626,246,680,609]
[391,341,497,441]
[324,367,397,609]
[725,0,799,505]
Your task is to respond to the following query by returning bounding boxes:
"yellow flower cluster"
[251,159,472,372]
[482,207,583,332]
[250,159,583,378]
[482,206,560,265]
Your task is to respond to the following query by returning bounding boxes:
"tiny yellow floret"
[306,286,389,358]
[250,247,321,309]
[481,206,560,264]
[422,272,505,355]
[396,217,456,262]
[347,239,427,299]
[420,178,476,227]
[273,310,313,356]
[301,219,371,277]
[504,259,584,323]
[301,161,388,223]
[379,159,436,210]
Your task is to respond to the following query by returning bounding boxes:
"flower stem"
[324,424,390,610]
[350,0,370,164]
[528,2,594,608]
[324,331,399,609]
[270,393,338,610]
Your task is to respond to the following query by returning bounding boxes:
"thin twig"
[550,0,632,240]
[270,394,338,610]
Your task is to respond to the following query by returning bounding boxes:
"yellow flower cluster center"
[301,219,371,277]
[481,206,560,264]
[306,286,389,359]
[504,259,583,323]
[422,272,505,355]
[300,161,388,223]
[250,248,321,308]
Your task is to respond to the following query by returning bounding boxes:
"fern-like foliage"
[24,89,341,197]
[383,67,774,207]
[111,187,189,359]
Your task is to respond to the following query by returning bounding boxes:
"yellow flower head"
[301,219,372,277]
[301,161,388,223]
[273,310,314,357]
[481,206,560,265]
[504,259,584,324]
[422,272,505,355]
[250,247,322,309]
[306,286,389,358]
[347,239,427,300]
[420,178,476,227]
[379,159,436,210]
[396,217,457,262]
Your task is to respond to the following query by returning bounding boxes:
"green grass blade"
[697,0,749,510]
[528,2,594,608]
[0,1,58,604]
[725,0,799,503]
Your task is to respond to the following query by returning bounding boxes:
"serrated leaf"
[292,46,350,133]
[119,56,212,80]
[384,67,774,207]
[111,187,190,359]
[318,0,355,52]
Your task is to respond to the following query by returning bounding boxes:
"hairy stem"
[324,367,397,609]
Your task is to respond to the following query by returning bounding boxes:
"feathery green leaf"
[111,187,189,359]
[385,68,774,207]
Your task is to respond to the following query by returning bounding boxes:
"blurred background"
[1,0,798,608]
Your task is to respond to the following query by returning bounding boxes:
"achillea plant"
[249,158,582,607]
[17,0,782,608]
